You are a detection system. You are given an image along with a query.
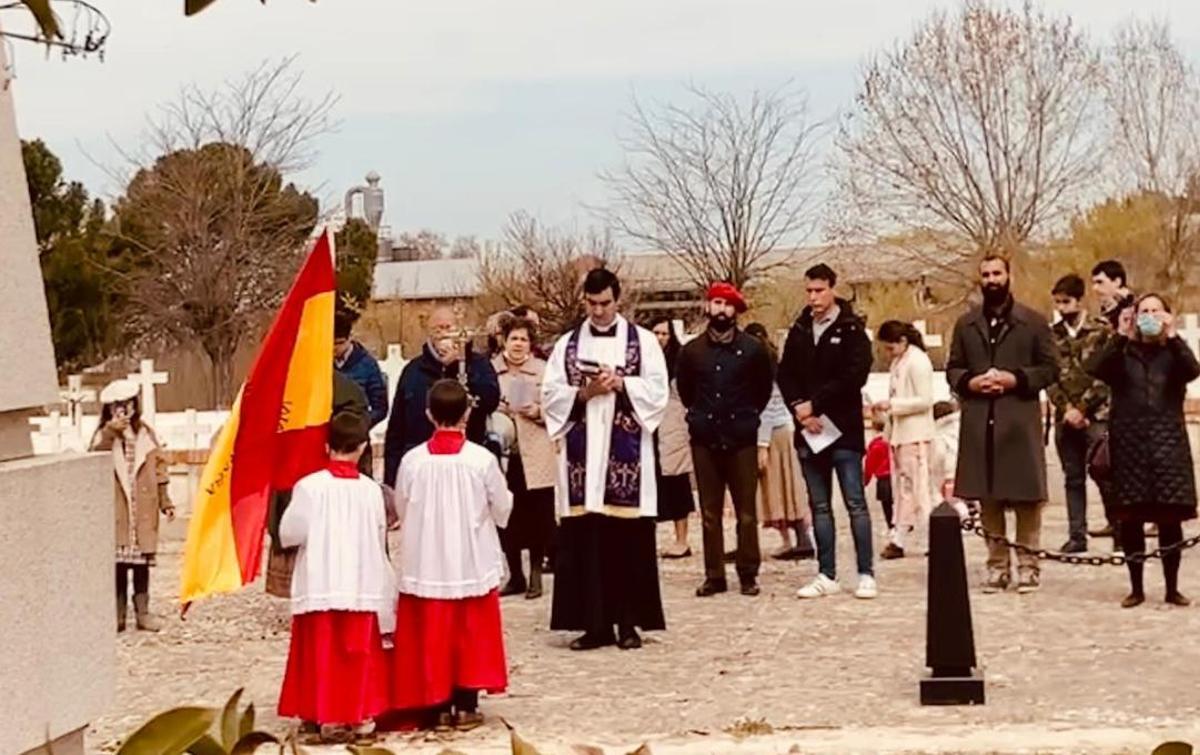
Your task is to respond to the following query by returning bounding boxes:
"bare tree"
[111,58,336,407]
[1103,18,1200,304]
[834,1,1103,281]
[476,212,620,338]
[601,85,821,290]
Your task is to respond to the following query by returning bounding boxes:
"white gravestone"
[29,411,79,453]
[380,344,407,401]
[60,374,95,430]
[127,358,168,427]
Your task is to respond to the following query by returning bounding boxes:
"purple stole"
[563,323,643,511]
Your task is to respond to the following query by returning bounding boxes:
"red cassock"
[389,589,508,710]
[277,611,390,725]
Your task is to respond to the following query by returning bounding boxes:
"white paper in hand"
[801,415,842,454]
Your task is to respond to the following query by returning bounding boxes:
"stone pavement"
[86,486,1200,755]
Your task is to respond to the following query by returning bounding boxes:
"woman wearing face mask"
[492,317,557,599]
[648,316,696,558]
[1088,294,1200,607]
[872,320,936,559]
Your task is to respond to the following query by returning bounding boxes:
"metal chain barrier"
[959,515,1200,566]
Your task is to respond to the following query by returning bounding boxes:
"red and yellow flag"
[180,230,336,607]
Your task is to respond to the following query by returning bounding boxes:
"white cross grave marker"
[128,359,168,427]
[380,344,407,405]
[178,408,214,450]
[30,410,78,453]
[60,374,95,429]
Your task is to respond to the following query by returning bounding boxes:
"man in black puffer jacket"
[677,282,775,598]
[778,264,876,601]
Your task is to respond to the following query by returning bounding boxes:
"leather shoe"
[569,631,615,651]
[499,578,526,598]
[740,581,760,596]
[695,579,728,597]
[1060,540,1087,554]
[617,626,642,650]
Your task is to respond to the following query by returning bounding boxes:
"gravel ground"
[87,467,1200,754]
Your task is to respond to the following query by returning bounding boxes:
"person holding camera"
[1088,293,1200,607]
[90,379,176,632]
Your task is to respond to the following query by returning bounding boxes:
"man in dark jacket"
[778,264,876,600]
[334,309,389,429]
[383,306,500,487]
[1046,274,1112,553]
[677,282,774,598]
[947,256,1058,594]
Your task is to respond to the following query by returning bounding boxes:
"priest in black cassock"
[542,269,670,651]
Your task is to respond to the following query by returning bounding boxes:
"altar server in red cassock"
[389,379,513,731]
[277,411,396,744]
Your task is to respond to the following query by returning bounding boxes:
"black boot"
[500,549,526,597]
[117,595,127,633]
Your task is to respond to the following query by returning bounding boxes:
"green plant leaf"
[220,689,245,750]
[19,0,60,39]
[186,735,226,755]
[184,0,220,16]
[231,733,279,755]
[238,703,255,738]
[115,707,218,755]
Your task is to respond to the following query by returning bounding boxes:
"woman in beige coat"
[493,317,557,599]
[650,317,695,558]
[90,379,175,632]
[873,321,936,559]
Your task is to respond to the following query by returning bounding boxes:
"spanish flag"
[180,230,336,607]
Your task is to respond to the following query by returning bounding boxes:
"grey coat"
[946,300,1059,502]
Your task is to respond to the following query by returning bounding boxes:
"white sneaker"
[855,575,879,600]
[796,574,841,599]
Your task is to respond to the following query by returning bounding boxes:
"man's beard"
[708,313,736,332]
[982,282,1010,309]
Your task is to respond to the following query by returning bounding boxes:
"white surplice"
[542,314,669,518]
[279,470,398,633]
[393,441,513,599]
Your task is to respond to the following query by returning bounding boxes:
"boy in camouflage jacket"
[1046,274,1114,553]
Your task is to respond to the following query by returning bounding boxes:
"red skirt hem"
[388,590,508,711]
[277,611,389,725]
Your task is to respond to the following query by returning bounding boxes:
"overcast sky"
[9,0,1200,239]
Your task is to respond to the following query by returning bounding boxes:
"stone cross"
[30,410,78,453]
[380,344,407,404]
[60,374,95,429]
[178,408,214,450]
[127,359,168,426]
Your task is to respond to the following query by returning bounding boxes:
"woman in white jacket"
[873,321,936,559]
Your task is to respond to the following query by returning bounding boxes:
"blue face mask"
[1137,313,1163,338]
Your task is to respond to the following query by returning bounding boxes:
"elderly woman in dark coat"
[1088,293,1200,608]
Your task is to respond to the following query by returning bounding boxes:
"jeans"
[799,446,873,579]
[693,445,761,582]
[1054,421,1106,546]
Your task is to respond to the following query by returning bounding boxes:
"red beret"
[706,281,747,313]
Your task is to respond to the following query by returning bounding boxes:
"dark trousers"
[693,444,760,583]
[1122,521,1184,597]
[1055,421,1115,545]
[116,563,150,603]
